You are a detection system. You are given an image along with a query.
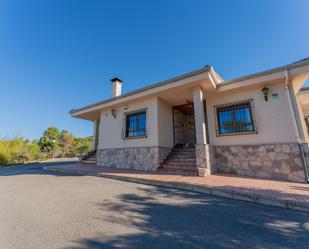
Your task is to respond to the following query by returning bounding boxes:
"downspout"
[284,70,309,182]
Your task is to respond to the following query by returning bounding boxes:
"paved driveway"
[0,164,309,249]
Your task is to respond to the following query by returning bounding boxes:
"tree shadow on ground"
[62,185,309,249]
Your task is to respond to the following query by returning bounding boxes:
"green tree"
[0,128,93,166]
[26,141,41,161]
[59,129,75,156]
[73,136,92,158]
[38,127,60,157]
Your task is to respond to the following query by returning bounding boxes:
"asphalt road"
[0,163,309,249]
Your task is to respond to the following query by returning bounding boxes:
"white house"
[70,58,309,183]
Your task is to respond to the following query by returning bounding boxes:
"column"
[193,87,214,176]
[193,87,207,144]
[92,120,100,151]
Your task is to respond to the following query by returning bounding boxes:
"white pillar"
[92,120,100,151]
[193,87,213,176]
[193,87,207,144]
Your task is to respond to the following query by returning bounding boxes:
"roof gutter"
[217,59,309,92]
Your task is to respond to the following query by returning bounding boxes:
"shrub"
[0,137,43,165]
[0,152,9,166]
[0,130,93,166]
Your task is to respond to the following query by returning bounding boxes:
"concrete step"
[172,148,195,151]
[158,147,197,176]
[166,156,196,163]
[158,168,197,176]
[168,155,196,159]
[159,172,197,176]
[165,161,196,166]
[171,154,195,157]
[81,160,96,164]
[171,151,195,154]
[159,166,196,172]
[160,162,196,167]
[169,153,196,157]
[166,158,196,162]
[172,149,195,153]
[167,161,196,166]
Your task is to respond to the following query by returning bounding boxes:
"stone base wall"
[301,143,309,181]
[97,146,172,171]
[195,144,215,176]
[158,147,172,164]
[97,143,308,182]
[214,144,306,183]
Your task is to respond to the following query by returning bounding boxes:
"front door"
[173,103,196,147]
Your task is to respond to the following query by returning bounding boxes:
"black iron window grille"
[125,111,146,138]
[215,100,256,136]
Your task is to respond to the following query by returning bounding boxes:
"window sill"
[216,131,258,137]
[123,135,147,140]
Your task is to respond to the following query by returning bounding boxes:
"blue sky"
[1,0,309,140]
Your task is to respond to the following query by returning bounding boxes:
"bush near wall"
[0,132,93,166]
[0,138,42,166]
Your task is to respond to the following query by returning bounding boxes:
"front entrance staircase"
[81,150,97,164]
[158,147,197,175]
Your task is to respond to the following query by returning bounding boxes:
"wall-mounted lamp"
[261,87,269,101]
[111,109,117,119]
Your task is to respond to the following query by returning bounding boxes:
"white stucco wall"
[98,97,159,149]
[98,82,299,149]
[206,83,298,145]
[157,98,173,148]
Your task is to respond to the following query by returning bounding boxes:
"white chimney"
[111,77,122,97]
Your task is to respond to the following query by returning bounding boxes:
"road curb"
[43,166,309,213]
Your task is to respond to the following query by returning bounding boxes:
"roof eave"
[70,58,309,118]
[70,66,212,117]
[217,58,309,91]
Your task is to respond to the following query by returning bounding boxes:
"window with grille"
[124,111,146,138]
[215,100,256,136]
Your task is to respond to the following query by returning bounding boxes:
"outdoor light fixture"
[111,109,117,119]
[261,87,269,101]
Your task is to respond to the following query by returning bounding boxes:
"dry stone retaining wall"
[213,143,306,183]
[195,144,215,176]
[98,143,308,183]
[97,146,172,171]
